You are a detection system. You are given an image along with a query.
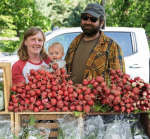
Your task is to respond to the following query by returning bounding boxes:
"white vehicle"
[0,27,149,83]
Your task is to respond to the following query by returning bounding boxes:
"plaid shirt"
[65,31,125,81]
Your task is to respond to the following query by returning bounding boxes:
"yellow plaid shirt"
[65,31,125,81]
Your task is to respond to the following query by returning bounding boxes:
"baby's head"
[48,42,65,61]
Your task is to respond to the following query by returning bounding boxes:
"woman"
[12,27,51,84]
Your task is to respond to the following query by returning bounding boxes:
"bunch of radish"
[8,62,97,113]
[95,69,150,113]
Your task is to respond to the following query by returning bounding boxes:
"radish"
[120,106,126,112]
[76,105,82,112]
[113,105,120,112]
[87,99,94,105]
[30,97,36,104]
[62,106,68,112]
[18,105,24,111]
[57,100,64,108]
[55,107,61,112]
[70,104,76,111]
[83,105,91,113]
[52,62,59,70]
[29,104,34,110]
[39,105,44,111]
[35,100,42,106]
[34,107,39,112]
[51,98,57,105]
[110,69,116,75]
[82,79,89,86]
[84,94,91,101]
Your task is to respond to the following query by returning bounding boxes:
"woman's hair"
[17,27,48,61]
[48,42,64,53]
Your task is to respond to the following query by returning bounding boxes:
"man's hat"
[81,3,105,18]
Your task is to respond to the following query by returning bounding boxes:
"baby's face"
[48,45,64,61]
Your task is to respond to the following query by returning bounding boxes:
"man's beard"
[81,23,100,36]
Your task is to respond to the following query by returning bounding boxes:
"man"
[65,3,125,84]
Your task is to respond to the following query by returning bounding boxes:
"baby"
[48,42,66,71]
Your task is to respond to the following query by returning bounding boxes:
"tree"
[0,0,51,52]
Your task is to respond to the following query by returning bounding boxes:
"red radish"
[110,69,116,75]
[30,90,35,97]
[35,74,41,80]
[87,99,94,105]
[76,89,82,94]
[12,98,19,103]
[34,107,39,112]
[64,101,69,106]
[8,105,14,111]
[96,76,104,83]
[100,81,106,87]
[11,85,17,92]
[18,105,24,111]
[39,105,44,111]
[51,98,57,105]
[52,62,59,70]
[83,105,91,113]
[82,79,89,86]
[126,109,131,114]
[20,93,26,99]
[126,103,131,109]
[60,67,66,74]
[35,100,42,106]
[55,107,61,112]
[25,85,30,91]
[41,92,48,99]
[64,96,69,101]
[84,94,91,101]
[29,104,34,110]
[76,105,82,112]
[57,95,62,100]
[35,89,41,96]
[68,87,73,94]
[13,102,18,107]
[93,82,99,88]
[62,106,68,112]
[132,87,140,94]
[46,103,52,109]
[70,104,76,111]
[30,69,35,75]
[120,106,126,112]
[130,106,134,111]
[20,100,25,105]
[122,78,127,85]
[14,108,18,112]
[113,105,120,112]
[30,97,36,104]
[90,79,96,84]
[17,88,23,93]
[57,100,64,108]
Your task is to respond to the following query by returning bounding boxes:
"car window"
[104,32,133,56]
[45,33,80,59]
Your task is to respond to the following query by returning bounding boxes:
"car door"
[104,30,149,83]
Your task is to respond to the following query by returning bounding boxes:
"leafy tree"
[0,0,51,52]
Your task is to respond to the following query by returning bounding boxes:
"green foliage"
[0,0,51,52]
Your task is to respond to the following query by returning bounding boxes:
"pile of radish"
[8,63,150,114]
[8,63,96,113]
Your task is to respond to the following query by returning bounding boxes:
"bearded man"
[65,3,125,84]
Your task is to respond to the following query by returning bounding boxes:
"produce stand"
[0,62,150,138]
[0,63,12,112]
[0,63,14,135]
[14,111,83,138]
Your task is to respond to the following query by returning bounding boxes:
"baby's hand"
[41,65,46,69]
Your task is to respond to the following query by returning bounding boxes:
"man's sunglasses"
[81,14,98,23]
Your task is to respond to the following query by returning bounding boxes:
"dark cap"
[81,3,105,18]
